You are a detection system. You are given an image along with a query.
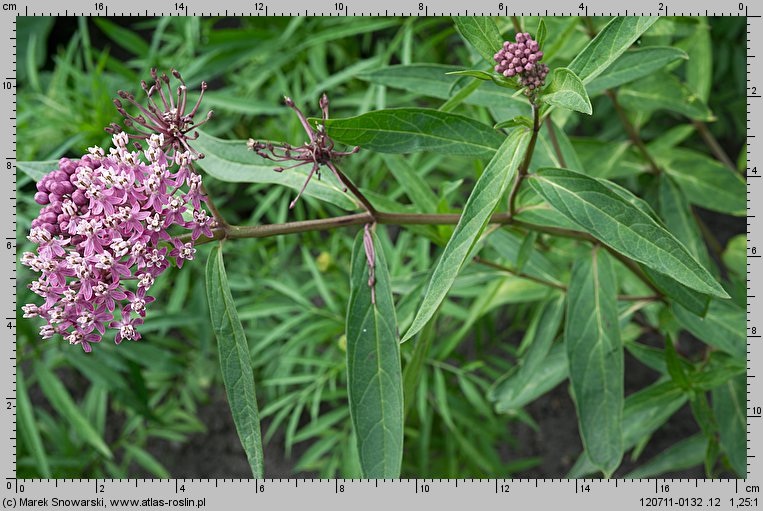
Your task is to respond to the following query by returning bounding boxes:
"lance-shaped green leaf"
[37,365,113,460]
[658,149,746,217]
[724,234,747,278]
[673,299,746,359]
[402,129,530,342]
[446,69,493,81]
[586,47,688,96]
[536,18,547,49]
[641,174,714,316]
[346,230,404,478]
[358,64,527,109]
[540,68,592,115]
[680,18,712,102]
[568,380,686,477]
[619,73,714,121]
[645,268,710,317]
[487,229,562,285]
[689,354,745,392]
[713,375,747,477]
[452,16,504,65]
[566,249,624,476]
[206,244,264,478]
[402,314,435,417]
[193,131,358,210]
[489,295,566,411]
[18,160,57,181]
[528,167,728,298]
[382,155,439,213]
[568,16,659,84]
[654,174,713,272]
[495,116,534,130]
[492,343,568,413]
[624,434,706,478]
[17,371,51,477]
[319,108,502,158]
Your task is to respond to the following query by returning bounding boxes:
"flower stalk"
[508,102,541,216]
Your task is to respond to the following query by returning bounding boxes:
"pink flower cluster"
[22,133,214,352]
[493,32,550,95]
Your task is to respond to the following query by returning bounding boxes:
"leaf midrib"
[329,115,500,153]
[533,173,722,295]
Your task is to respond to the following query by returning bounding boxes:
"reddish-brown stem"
[181,211,585,245]
[692,120,739,173]
[180,198,665,300]
[510,16,523,34]
[475,256,660,302]
[327,161,377,216]
[546,120,567,168]
[192,160,227,228]
[508,103,541,216]
[605,89,662,176]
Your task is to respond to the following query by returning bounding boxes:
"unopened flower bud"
[493,31,549,96]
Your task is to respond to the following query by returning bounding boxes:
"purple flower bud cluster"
[22,133,214,352]
[493,32,550,95]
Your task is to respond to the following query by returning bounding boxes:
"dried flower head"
[106,68,213,159]
[363,224,376,305]
[493,32,550,97]
[23,133,213,352]
[247,94,359,209]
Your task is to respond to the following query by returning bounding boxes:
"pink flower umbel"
[247,94,359,209]
[494,32,550,97]
[23,132,212,352]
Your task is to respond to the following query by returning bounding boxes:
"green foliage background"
[16,16,747,478]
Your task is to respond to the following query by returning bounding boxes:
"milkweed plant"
[20,16,747,479]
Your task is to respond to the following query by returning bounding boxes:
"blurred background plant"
[16,15,746,478]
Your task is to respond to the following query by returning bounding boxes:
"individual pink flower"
[109,310,144,345]
[169,238,196,269]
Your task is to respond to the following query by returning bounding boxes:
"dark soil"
[145,389,307,479]
[508,350,703,478]
[145,352,701,479]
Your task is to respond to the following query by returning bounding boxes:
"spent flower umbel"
[247,94,359,209]
[23,132,214,352]
[106,68,213,159]
[363,224,376,305]
[493,32,549,97]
